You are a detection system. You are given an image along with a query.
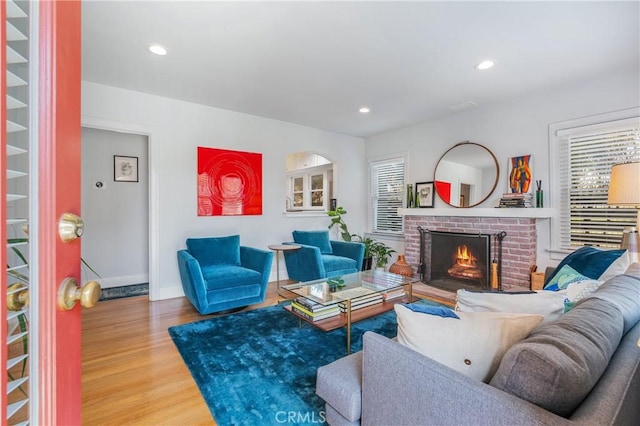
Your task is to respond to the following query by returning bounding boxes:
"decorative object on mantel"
[607,161,640,263]
[415,181,434,208]
[406,184,415,208]
[389,254,414,277]
[507,154,532,194]
[536,180,544,208]
[433,141,499,208]
[498,192,533,208]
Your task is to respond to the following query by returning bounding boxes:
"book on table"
[290,302,339,321]
[337,293,384,312]
[382,287,406,301]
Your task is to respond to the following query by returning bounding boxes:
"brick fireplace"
[404,214,539,292]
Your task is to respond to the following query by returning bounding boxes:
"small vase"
[406,184,414,208]
[389,254,414,277]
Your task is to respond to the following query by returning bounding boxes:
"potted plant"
[371,241,396,270]
[353,235,376,270]
[327,206,354,241]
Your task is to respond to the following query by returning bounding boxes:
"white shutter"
[558,121,640,249]
[5,1,32,424]
[369,158,404,233]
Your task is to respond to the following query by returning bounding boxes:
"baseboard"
[92,273,149,289]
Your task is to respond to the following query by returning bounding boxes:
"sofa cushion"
[490,297,624,418]
[395,304,542,382]
[456,289,566,324]
[544,247,628,290]
[293,230,333,254]
[584,273,640,334]
[544,264,594,291]
[187,235,241,266]
[316,351,363,423]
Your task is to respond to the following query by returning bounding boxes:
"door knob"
[58,278,101,310]
[7,283,29,311]
[58,212,84,242]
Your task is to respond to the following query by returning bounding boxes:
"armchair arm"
[240,246,274,300]
[282,243,325,282]
[177,250,207,314]
[240,246,273,274]
[330,240,364,267]
[361,332,570,426]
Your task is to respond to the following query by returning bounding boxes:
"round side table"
[268,244,301,297]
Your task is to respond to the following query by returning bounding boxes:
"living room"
[80,1,639,304]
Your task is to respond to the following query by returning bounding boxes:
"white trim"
[93,274,149,289]
[80,115,158,301]
[398,207,555,218]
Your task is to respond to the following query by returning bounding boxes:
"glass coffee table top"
[282,270,415,306]
[282,270,418,354]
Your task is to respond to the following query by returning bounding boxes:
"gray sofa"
[316,272,640,425]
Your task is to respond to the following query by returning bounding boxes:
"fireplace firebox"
[420,230,492,292]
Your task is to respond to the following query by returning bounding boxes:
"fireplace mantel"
[398,207,555,219]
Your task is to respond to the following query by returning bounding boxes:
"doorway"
[81,127,149,297]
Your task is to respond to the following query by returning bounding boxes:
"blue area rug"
[168,298,444,425]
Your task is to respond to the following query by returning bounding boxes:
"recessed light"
[359,107,371,114]
[148,44,168,56]
[475,60,494,70]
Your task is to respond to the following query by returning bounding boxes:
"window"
[287,166,331,211]
[369,157,405,234]
[551,112,640,251]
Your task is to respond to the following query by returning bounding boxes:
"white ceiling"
[82,1,640,138]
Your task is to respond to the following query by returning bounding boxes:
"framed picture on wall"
[507,154,532,194]
[415,181,434,208]
[114,155,139,182]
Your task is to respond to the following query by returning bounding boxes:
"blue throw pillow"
[544,247,627,287]
[402,303,460,319]
[186,235,241,266]
[292,230,333,254]
[544,264,592,291]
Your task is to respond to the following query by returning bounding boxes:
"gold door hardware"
[58,278,101,310]
[58,212,84,242]
[7,283,29,311]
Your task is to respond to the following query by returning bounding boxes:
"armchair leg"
[210,306,247,316]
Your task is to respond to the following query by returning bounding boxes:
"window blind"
[558,123,640,249]
[369,158,404,233]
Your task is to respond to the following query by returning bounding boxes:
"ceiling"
[82,1,640,138]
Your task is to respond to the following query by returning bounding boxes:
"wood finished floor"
[81,280,454,425]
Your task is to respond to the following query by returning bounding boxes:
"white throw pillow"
[395,304,543,382]
[455,289,566,324]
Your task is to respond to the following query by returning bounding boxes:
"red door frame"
[38,1,82,424]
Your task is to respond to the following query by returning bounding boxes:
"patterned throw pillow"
[544,247,629,290]
[544,264,593,291]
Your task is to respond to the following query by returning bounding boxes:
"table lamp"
[607,161,640,263]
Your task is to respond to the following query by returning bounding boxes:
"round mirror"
[433,141,499,208]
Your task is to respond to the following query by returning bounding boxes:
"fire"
[456,245,477,266]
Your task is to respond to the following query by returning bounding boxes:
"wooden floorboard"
[81,281,292,426]
[81,279,451,425]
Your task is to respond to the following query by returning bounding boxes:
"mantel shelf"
[398,207,555,219]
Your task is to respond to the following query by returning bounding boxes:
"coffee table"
[282,270,418,353]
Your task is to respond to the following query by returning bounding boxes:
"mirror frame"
[433,141,500,208]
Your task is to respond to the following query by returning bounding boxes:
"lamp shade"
[607,162,640,205]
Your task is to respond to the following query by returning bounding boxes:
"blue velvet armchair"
[283,230,365,282]
[177,235,273,315]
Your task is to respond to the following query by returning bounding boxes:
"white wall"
[81,128,149,288]
[365,67,640,269]
[82,81,367,300]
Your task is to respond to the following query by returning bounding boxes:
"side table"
[268,244,301,298]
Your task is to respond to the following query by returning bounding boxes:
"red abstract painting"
[197,147,262,216]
